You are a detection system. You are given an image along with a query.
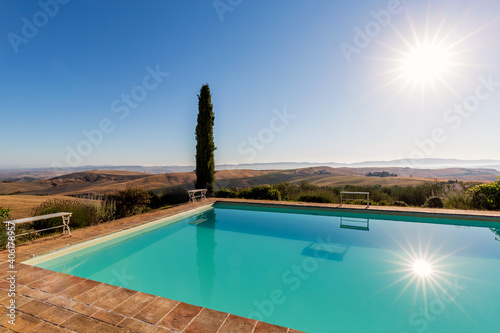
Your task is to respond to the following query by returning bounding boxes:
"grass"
[0,195,90,219]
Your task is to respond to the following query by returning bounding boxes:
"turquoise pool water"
[33,204,500,332]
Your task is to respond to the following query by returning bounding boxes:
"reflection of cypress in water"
[196,210,217,305]
[491,228,500,241]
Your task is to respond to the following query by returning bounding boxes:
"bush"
[214,185,281,201]
[273,182,301,201]
[298,195,333,204]
[392,201,409,207]
[0,207,10,221]
[443,185,471,210]
[214,188,238,198]
[273,182,339,203]
[0,207,11,248]
[32,198,101,233]
[239,185,281,201]
[109,188,151,219]
[423,196,444,208]
[150,187,190,208]
[469,180,500,210]
[392,183,442,207]
[96,199,116,223]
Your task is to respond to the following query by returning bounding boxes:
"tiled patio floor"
[1,199,499,332]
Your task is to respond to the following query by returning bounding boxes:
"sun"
[401,42,451,84]
[412,259,433,277]
[364,13,499,105]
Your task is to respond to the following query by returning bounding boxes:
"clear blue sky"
[1,0,499,168]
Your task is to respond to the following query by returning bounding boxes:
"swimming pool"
[26,203,500,333]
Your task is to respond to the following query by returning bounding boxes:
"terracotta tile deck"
[1,198,499,332]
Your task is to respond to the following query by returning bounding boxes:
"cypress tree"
[194,84,216,195]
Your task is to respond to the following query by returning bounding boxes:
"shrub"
[298,195,333,204]
[392,183,442,207]
[214,188,238,199]
[76,193,116,223]
[32,198,101,234]
[0,207,10,221]
[0,207,11,248]
[239,185,281,201]
[392,201,409,207]
[273,182,339,203]
[299,181,317,191]
[273,182,301,200]
[109,188,151,219]
[149,193,161,209]
[443,185,471,210]
[423,196,444,208]
[150,187,190,208]
[96,199,116,223]
[469,180,500,210]
[215,185,281,201]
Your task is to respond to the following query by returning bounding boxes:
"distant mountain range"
[1,158,499,180]
[217,159,500,171]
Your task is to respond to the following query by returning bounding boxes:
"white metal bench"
[3,212,73,238]
[340,191,370,208]
[188,189,207,203]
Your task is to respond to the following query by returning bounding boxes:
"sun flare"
[401,43,450,83]
[366,13,499,105]
[412,259,433,277]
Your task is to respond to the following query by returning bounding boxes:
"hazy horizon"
[2,1,500,168]
[3,157,500,172]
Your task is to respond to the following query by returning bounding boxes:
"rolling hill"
[0,166,498,198]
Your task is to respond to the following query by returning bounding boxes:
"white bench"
[188,189,207,203]
[340,191,370,208]
[4,212,73,238]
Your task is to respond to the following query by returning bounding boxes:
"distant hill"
[1,158,499,181]
[0,169,276,196]
[0,166,498,196]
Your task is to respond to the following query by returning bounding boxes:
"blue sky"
[1,0,499,168]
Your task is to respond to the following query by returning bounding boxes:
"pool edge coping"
[214,198,500,222]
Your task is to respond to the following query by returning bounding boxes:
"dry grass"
[0,181,52,195]
[0,195,84,219]
[307,175,430,187]
[11,170,275,196]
